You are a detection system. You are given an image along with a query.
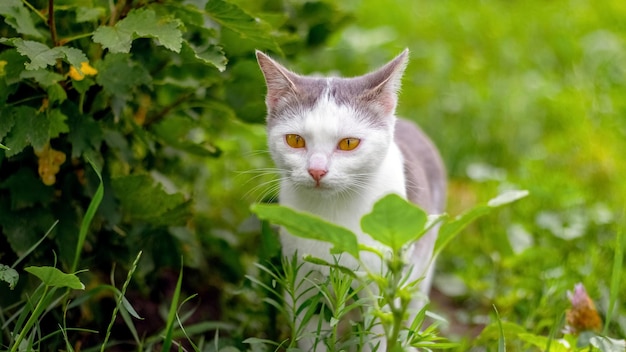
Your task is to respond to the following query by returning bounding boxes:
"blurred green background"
[219,0,626,346]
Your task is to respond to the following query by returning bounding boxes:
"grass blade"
[603,222,623,336]
[493,305,506,352]
[71,158,104,273]
[162,261,184,351]
[100,251,142,352]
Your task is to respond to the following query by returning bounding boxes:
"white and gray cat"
[256,49,447,350]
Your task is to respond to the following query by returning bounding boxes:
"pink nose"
[308,169,327,182]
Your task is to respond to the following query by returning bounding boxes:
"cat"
[256,49,447,351]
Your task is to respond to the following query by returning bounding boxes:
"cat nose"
[308,168,327,182]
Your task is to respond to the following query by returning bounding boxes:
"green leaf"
[0,264,19,289]
[2,106,49,156]
[92,8,183,54]
[12,39,63,70]
[0,0,44,38]
[360,193,428,252]
[589,336,626,352]
[95,53,151,97]
[75,6,105,23]
[0,48,28,84]
[20,68,64,87]
[66,103,103,158]
[48,109,69,139]
[181,41,227,72]
[1,38,88,71]
[25,266,85,289]
[205,0,281,53]
[434,190,529,256]
[111,174,190,225]
[251,203,360,258]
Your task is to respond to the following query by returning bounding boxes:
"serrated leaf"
[20,68,64,87]
[25,266,85,290]
[54,46,89,69]
[95,53,151,97]
[92,26,133,54]
[250,203,360,258]
[181,41,227,72]
[0,0,44,38]
[46,83,67,105]
[2,106,49,156]
[48,109,69,138]
[0,49,27,84]
[93,8,182,53]
[4,38,88,71]
[360,193,429,252]
[13,39,63,70]
[0,264,19,290]
[0,107,16,140]
[205,0,281,53]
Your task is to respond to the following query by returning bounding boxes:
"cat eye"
[285,134,306,148]
[337,138,360,151]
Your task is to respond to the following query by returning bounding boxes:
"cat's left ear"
[360,49,409,115]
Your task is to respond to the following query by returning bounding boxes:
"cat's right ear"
[256,51,299,111]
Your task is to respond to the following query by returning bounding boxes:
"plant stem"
[48,0,58,46]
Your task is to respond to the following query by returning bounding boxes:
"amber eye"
[285,134,306,148]
[337,138,360,151]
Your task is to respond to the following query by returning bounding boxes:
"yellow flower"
[69,61,98,81]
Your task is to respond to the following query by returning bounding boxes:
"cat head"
[256,50,408,197]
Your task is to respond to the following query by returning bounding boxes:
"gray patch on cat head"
[266,76,327,129]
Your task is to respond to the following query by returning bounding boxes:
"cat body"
[256,50,446,350]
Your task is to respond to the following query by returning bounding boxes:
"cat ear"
[256,51,300,111]
[360,49,409,115]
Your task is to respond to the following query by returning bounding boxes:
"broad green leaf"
[92,26,133,54]
[20,68,64,87]
[46,83,67,105]
[111,174,190,225]
[0,0,44,38]
[1,38,88,71]
[12,39,63,70]
[92,8,183,53]
[589,336,626,352]
[0,264,19,289]
[516,333,569,352]
[181,41,227,72]
[75,6,105,23]
[66,102,103,158]
[205,0,281,53]
[251,203,360,258]
[25,266,85,290]
[360,193,428,252]
[0,49,27,84]
[2,106,49,156]
[95,53,151,97]
[48,109,69,139]
[434,190,529,256]
[54,46,89,69]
